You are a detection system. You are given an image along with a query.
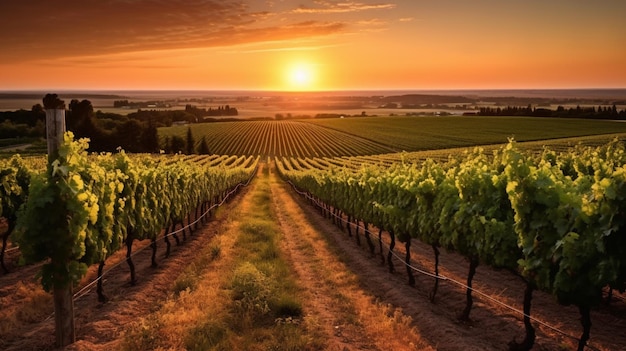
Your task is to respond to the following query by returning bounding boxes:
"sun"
[286,62,317,91]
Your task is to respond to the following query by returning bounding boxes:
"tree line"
[0,99,240,154]
[0,104,46,139]
[185,104,238,118]
[472,104,625,118]
[161,127,210,155]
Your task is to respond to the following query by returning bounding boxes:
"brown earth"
[1,163,625,350]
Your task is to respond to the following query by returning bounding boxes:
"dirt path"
[269,166,431,350]
[0,143,32,152]
[274,173,515,350]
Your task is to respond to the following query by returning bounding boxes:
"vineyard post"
[44,94,66,164]
[44,94,75,347]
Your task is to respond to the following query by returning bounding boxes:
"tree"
[115,119,143,152]
[140,120,159,153]
[31,103,44,114]
[198,136,210,154]
[185,127,195,155]
[170,135,185,154]
[162,136,171,153]
[67,99,94,134]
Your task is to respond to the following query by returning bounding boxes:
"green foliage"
[278,137,626,313]
[306,116,626,153]
[231,262,273,317]
[12,132,259,292]
[161,115,626,158]
[15,134,98,290]
[0,155,30,221]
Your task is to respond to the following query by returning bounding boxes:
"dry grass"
[358,300,434,350]
[122,228,236,350]
[122,168,316,351]
[73,163,436,350]
[269,167,435,350]
[298,230,433,351]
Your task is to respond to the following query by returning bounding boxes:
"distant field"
[160,120,396,158]
[305,116,626,151]
[159,116,626,157]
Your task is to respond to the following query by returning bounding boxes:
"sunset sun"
[286,62,317,91]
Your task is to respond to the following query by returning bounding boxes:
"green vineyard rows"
[276,138,626,351]
[1,133,258,296]
[160,120,396,158]
[305,116,626,152]
[159,116,626,158]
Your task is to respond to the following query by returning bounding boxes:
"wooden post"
[44,94,66,165]
[43,94,75,347]
[53,284,75,346]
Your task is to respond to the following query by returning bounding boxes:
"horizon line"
[2,87,626,93]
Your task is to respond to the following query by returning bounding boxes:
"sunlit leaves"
[13,132,258,291]
[279,137,626,310]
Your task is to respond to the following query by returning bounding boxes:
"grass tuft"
[272,295,303,319]
[185,320,229,351]
[231,262,272,317]
[210,244,222,260]
[120,316,162,351]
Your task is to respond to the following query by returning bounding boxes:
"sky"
[1,0,625,91]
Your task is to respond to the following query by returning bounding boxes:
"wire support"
[73,168,257,301]
[4,246,20,253]
[285,180,598,349]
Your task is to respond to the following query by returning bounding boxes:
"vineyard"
[3,137,258,277]
[0,132,258,347]
[159,116,626,158]
[3,114,626,350]
[305,116,626,152]
[276,138,626,351]
[160,120,397,157]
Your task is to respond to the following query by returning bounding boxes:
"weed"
[272,295,303,319]
[120,316,161,351]
[231,262,273,317]
[173,272,197,295]
[210,244,222,260]
[185,320,228,351]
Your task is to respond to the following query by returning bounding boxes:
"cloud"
[0,0,346,63]
[222,42,345,54]
[293,1,396,14]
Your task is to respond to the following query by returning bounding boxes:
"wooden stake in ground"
[44,93,75,347]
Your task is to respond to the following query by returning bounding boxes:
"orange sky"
[1,0,625,91]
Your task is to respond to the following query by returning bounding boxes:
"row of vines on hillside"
[162,120,396,157]
[1,133,258,304]
[277,139,626,351]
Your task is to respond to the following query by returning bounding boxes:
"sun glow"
[286,62,317,91]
